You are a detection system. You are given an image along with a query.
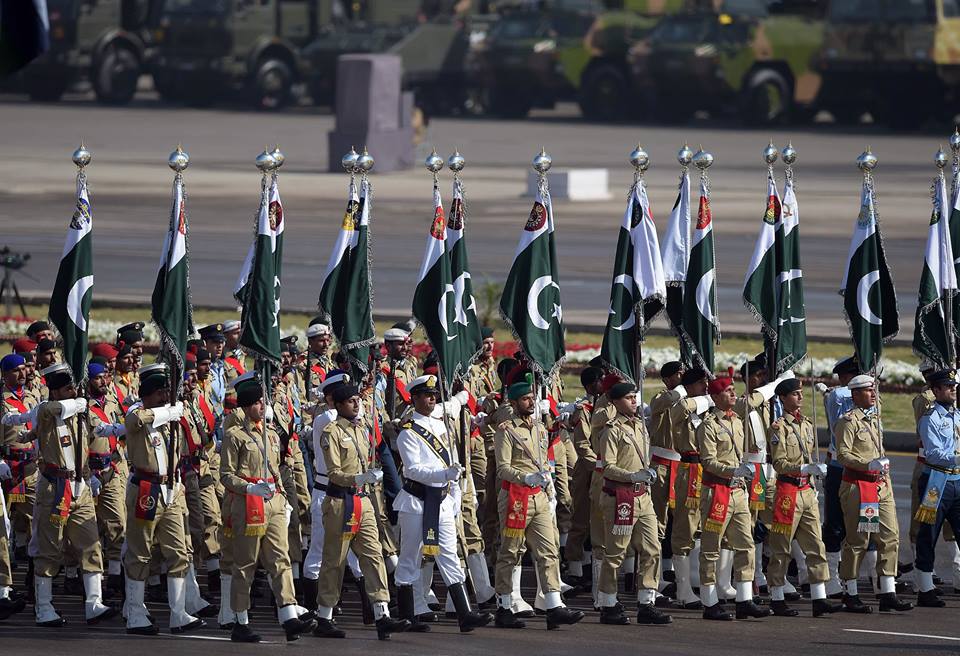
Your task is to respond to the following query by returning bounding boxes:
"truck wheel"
[741,68,790,125]
[253,58,293,110]
[579,64,629,122]
[93,43,141,105]
[25,75,69,101]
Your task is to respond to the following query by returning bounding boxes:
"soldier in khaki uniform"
[647,361,684,592]
[696,376,769,621]
[123,364,203,635]
[0,471,25,620]
[312,384,410,640]
[766,378,841,617]
[112,343,139,412]
[85,362,129,597]
[480,358,516,565]
[669,368,711,608]
[305,322,335,393]
[220,374,316,642]
[492,379,583,630]
[31,364,117,627]
[1,354,39,568]
[834,374,913,613]
[596,382,671,626]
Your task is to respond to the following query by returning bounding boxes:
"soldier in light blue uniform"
[200,324,227,443]
[914,369,960,608]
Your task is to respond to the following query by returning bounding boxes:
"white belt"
[314,474,329,486]
[918,447,926,458]
[744,452,765,464]
[650,446,681,462]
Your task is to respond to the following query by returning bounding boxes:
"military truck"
[18,0,158,103]
[626,0,826,124]
[816,0,960,129]
[148,0,479,110]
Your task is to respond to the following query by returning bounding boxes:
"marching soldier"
[306,322,335,392]
[596,382,671,626]
[834,374,912,613]
[647,361,683,592]
[85,362,128,597]
[25,320,55,343]
[112,342,139,412]
[914,369,960,607]
[394,374,492,633]
[220,374,317,642]
[479,358,517,567]
[222,320,246,384]
[696,376,769,621]
[122,364,204,635]
[11,339,43,404]
[36,339,58,370]
[466,327,497,505]
[766,378,841,617]
[492,379,584,630]
[31,363,117,627]
[669,368,711,609]
[1,354,39,570]
[312,383,410,640]
[200,323,228,437]
[0,467,25,620]
[115,322,146,365]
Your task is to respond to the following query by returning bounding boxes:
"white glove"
[558,411,571,424]
[59,397,88,419]
[369,468,384,484]
[444,465,462,482]
[285,503,293,528]
[170,402,184,422]
[246,481,274,498]
[629,468,656,484]
[780,370,795,381]
[674,385,688,401]
[524,472,543,487]
[538,399,552,415]
[265,405,274,423]
[0,460,10,480]
[454,390,469,406]
[868,458,890,473]
[471,412,487,430]
[734,462,755,478]
[814,382,828,395]
[89,476,102,497]
[1,406,36,426]
[151,403,183,427]
[560,402,577,415]
[94,422,126,438]
[801,463,827,477]
[538,471,553,487]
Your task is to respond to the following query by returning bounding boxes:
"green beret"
[608,382,636,400]
[507,381,532,400]
[775,378,802,396]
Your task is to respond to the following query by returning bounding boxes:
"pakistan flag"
[500,183,565,377]
[680,177,719,373]
[446,177,482,376]
[151,171,193,371]
[913,171,956,367]
[841,178,899,372]
[49,168,94,382]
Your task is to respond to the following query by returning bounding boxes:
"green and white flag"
[950,167,960,344]
[49,169,94,383]
[775,174,807,372]
[840,177,899,372]
[680,177,719,373]
[340,178,376,368]
[661,168,692,366]
[600,180,666,382]
[446,178,482,377]
[499,181,565,378]
[318,179,359,335]
[742,173,779,340]
[913,171,957,367]
[236,173,284,363]
[412,183,458,390]
[151,172,194,377]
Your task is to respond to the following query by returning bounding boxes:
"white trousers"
[395,510,464,588]
[303,488,361,580]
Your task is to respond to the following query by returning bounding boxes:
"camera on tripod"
[0,246,30,271]
[1,246,31,317]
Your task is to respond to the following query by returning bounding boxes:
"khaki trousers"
[839,478,899,579]
[598,491,660,594]
[94,470,126,563]
[699,486,754,586]
[481,451,500,561]
[316,495,389,609]
[565,460,594,562]
[33,478,102,577]
[123,484,190,581]
[494,489,561,595]
[9,469,37,547]
[589,470,606,560]
[766,485,829,586]
[651,461,674,542]
[461,477,484,555]
[280,464,303,564]
[230,492,296,611]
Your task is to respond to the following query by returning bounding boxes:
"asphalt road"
[3,454,960,655]
[0,97,952,340]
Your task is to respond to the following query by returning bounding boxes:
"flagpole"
[71,143,93,491]
[629,144,650,460]
[951,130,960,368]
[936,146,956,365]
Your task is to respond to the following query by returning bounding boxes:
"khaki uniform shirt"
[835,407,884,471]
[2,386,35,450]
[697,407,745,479]
[570,399,597,467]
[494,415,551,486]
[769,413,816,476]
[599,412,649,482]
[36,400,89,478]
[220,417,284,495]
[649,388,681,451]
[125,406,183,479]
[319,417,374,489]
[671,396,707,455]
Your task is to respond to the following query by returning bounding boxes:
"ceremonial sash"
[604,481,641,535]
[4,443,35,503]
[466,390,478,415]
[49,476,73,526]
[89,405,120,454]
[310,364,326,383]
[749,463,767,511]
[341,492,362,540]
[225,356,246,376]
[546,434,561,480]
[501,480,538,538]
[392,375,411,404]
[134,479,160,523]
[113,383,129,413]
[652,454,679,509]
[240,476,269,537]
[405,421,451,556]
[915,468,951,525]
[198,395,215,437]
[771,478,800,535]
[703,483,731,533]
[683,462,702,509]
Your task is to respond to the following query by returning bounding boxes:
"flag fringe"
[341,175,377,370]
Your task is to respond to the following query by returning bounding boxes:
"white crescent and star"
[67,275,94,331]
[452,272,476,326]
[856,270,882,325]
[527,275,562,330]
[694,270,716,323]
[609,274,635,331]
[438,283,457,340]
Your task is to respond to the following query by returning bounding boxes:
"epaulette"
[401,421,413,430]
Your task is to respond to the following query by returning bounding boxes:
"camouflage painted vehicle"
[627,0,826,124]
[816,0,960,128]
[18,0,159,103]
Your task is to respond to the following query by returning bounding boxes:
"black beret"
[235,379,263,407]
[775,378,802,396]
[26,320,50,337]
[36,338,57,353]
[580,366,603,387]
[608,382,637,400]
[681,368,707,386]
[659,361,683,379]
[140,373,169,397]
[332,384,359,404]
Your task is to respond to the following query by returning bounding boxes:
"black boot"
[636,603,672,625]
[207,569,220,600]
[282,615,318,641]
[375,615,411,641]
[623,572,637,595]
[448,582,492,632]
[396,584,430,632]
[812,598,842,617]
[599,603,629,625]
[495,606,526,629]
[0,596,26,620]
[63,575,82,596]
[545,605,584,630]
[784,591,802,602]
[231,623,261,643]
[702,603,734,621]
[878,592,913,612]
[105,574,124,601]
[312,618,346,638]
[356,576,375,625]
[841,594,872,614]
[302,577,318,612]
[25,558,35,604]
[770,600,798,617]
[917,589,946,608]
[736,600,772,619]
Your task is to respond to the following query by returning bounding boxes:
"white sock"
[373,601,389,620]
[770,585,785,602]
[568,561,583,578]
[918,570,935,593]
[810,582,826,600]
[845,579,858,597]
[735,580,752,602]
[879,575,895,594]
